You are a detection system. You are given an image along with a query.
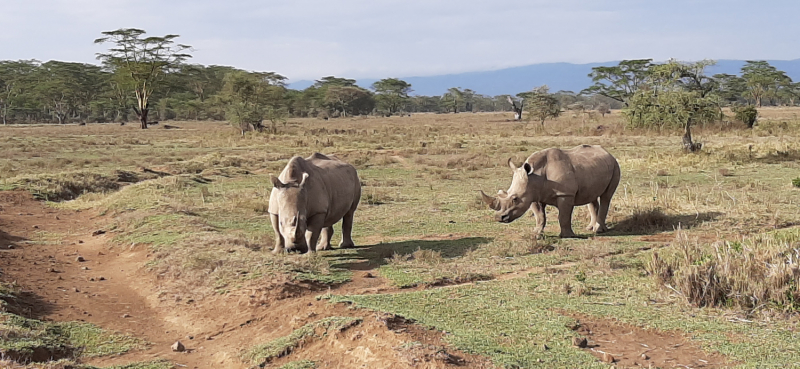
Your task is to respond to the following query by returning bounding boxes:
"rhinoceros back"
[526,145,619,206]
[269,153,361,227]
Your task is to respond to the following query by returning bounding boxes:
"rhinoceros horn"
[480,190,500,210]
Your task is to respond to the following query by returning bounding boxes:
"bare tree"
[507,96,523,120]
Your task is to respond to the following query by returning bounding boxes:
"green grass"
[242,317,361,367]
[331,259,800,368]
[277,360,317,369]
[3,113,800,367]
[0,313,144,361]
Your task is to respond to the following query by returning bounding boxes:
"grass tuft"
[242,317,360,366]
[646,230,800,312]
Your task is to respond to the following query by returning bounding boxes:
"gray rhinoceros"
[269,153,361,253]
[481,145,620,238]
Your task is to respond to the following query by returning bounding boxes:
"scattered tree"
[94,28,192,129]
[372,78,411,115]
[220,71,287,135]
[581,59,653,106]
[520,86,561,126]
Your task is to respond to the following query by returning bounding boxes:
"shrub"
[793,177,800,188]
[733,105,758,128]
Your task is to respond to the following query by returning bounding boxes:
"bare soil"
[0,191,491,369]
[561,311,731,368]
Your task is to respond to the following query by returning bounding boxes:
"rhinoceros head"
[480,158,534,223]
[271,173,310,251]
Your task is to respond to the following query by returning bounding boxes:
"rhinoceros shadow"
[327,237,492,271]
[604,210,723,236]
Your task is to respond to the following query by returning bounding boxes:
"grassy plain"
[1,108,800,367]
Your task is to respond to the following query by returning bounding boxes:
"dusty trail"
[0,192,491,369]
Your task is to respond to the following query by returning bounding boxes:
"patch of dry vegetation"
[647,228,800,312]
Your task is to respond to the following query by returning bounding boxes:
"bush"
[623,90,721,129]
[733,105,758,128]
[793,177,800,188]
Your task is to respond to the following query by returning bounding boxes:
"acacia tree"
[94,28,192,129]
[741,61,791,107]
[324,86,374,117]
[520,86,561,126]
[372,78,411,115]
[221,71,287,135]
[0,60,38,125]
[581,59,653,106]
[442,87,464,113]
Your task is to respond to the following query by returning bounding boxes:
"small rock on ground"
[171,341,185,352]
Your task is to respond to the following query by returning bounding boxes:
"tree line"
[1,29,796,129]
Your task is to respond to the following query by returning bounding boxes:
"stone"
[171,341,186,352]
[602,352,615,363]
[641,354,649,360]
[76,256,85,262]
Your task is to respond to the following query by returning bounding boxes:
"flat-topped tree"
[94,28,192,129]
[581,59,653,106]
[372,78,412,115]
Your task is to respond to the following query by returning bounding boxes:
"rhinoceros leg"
[586,199,600,232]
[530,202,546,238]
[317,227,334,250]
[594,196,612,233]
[339,209,356,249]
[556,196,578,238]
[305,214,326,253]
[270,213,285,254]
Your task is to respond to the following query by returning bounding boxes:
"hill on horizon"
[287,59,800,97]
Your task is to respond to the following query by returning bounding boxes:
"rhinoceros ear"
[271,175,286,189]
[507,158,517,170]
[480,190,500,211]
[523,163,534,176]
[299,173,309,188]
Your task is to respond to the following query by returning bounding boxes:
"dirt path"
[0,192,491,369]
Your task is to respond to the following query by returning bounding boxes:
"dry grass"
[647,229,800,312]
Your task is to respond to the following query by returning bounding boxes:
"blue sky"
[1,0,798,82]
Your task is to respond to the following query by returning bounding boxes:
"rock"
[81,266,89,270]
[541,344,549,351]
[7,245,14,249]
[363,272,374,278]
[171,341,186,352]
[76,256,85,262]
[98,276,106,281]
[73,288,80,293]
[602,352,615,363]
[92,230,106,236]
[572,337,588,348]
[188,335,194,340]
[47,267,55,273]
[78,240,84,244]
[641,354,649,360]
[121,314,131,318]
[33,225,39,229]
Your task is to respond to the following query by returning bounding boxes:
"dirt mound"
[563,311,730,368]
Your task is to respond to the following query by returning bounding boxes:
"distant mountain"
[288,59,800,97]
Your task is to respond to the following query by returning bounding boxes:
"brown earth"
[0,191,492,369]
[561,311,731,368]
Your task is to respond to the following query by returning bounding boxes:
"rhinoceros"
[269,153,361,253]
[481,145,620,238]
